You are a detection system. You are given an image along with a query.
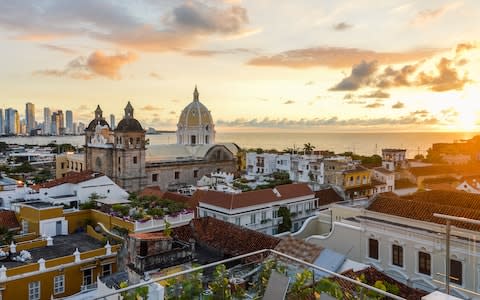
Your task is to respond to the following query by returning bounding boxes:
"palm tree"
[303,142,315,155]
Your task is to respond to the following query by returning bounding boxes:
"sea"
[0,131,477,159]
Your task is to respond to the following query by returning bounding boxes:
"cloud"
[182,47,257,57]
[411,2,462,25]
[391,101,405,109]
[216,114,439,128]
[39,44,76,54]
[360,90,390,98]
[283,100,295,104]
[149,72,162,79]
[329,47,470,92]
[33,50,137,80]
[455,42,476,54]
[247,47,441,69]
[305,81,314,85]
[364,101,384,108]
[332,22,353,31]
[329,60,378,91]
[0,1,253,52]
[416,58,470,91]
[76,104,90,111]
[142,105,162,111]
[411,110,429,117]
[169,111,176,115]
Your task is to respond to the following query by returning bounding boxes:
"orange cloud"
[247,47,441,69]
[33,50,137,80]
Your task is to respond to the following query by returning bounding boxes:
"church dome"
[176,86,215,145]
[86,105,110,131]
[115,101,144,132]
[178,86,214,128]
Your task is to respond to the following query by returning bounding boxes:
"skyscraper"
[0,109,3,135]
[66,110,73,134]
[110,114,115,130]
[43,107,51,135]
[5,108,17,135]
[51,112,60,135]
[57,110,64,135]
[25,102,35,134]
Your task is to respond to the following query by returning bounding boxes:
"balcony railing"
[91,249,405,300]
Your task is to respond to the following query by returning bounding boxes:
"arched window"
[205,135,209,144]
[191,135,196,145]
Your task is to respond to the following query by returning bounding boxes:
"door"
[56,221,62,235]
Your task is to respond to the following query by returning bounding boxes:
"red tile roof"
[194,183,313,210]
[274,236,323,263]
[129,232,171,241]
[408,165,454,177]
[315,188,343,206]
[139,187,197,211]
[368,190,480,231]
[394,179,417,189]
[32,170,103,191]
[337,267,427,300]
[0,210,20,231]
[173,217,280,257]
[139,186,164,198]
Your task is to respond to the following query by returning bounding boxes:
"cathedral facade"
[85,87,238,192]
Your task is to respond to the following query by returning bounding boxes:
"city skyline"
[0,1,480,132]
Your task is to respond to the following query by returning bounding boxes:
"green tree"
[289,269,314,299]
[164,220,172,237]
[210,264,231,300]
[0,226,14,245]
[277,206,292,233]
[303,142,315,155]
[13,161,35,173]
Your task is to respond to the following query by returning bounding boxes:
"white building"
[195,183,318,234]
[28,170,129,208]
[246,152,325,185]
[381,148,407,171]
[456,176,480,194]
[372,167,395,193]
[295,190,480,299]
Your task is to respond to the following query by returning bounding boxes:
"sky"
[1,0,480,132]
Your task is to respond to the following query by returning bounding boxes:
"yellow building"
[55,152,85,179]
[342,165,374,200]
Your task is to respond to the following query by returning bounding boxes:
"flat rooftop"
[1,233,105,268]
[22,201,59,208]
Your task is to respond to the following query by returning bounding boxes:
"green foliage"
[120,281,149,300]
[303,142,315,154]
[12,161,35,173]
[289,269,313,299]
[315,278,344,299]
[340,152,382,167]
[164,220,172,237]
[277,206,292,233]
[146,207,164,218]
[414,154,425,160]
[112,204,130,216]
[164,270,204,300]
[33,168,52,183]
[79,200,96,210]
[0,226,14,245]
[0,142,8,153]
[210,264,231,300]
[253,259,287,298]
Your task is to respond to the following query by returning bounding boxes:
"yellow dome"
[178,87,214,127]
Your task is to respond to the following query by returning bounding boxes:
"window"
[418,252,431,275]
[273,210,278,219]
[61,162,65,169]
[29,281,40,300]
[133,156,137,164]
[54,275,64,295]
[368,238,378,260]
[450,259,462,285]
[102,264,112,277]
[250,214,256,224]
[205,135,209,144]
[203,211,207,217]
[191,135,196,144]
[152,174,158,182]
[193,170,198,178]
[174,171,180,179]
[83,269,93,287]
[235,217,240,225]
[261,211,267,221]
[22,219,29,234]
[392,244,403,267]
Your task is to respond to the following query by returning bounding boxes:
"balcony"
[91,249,405,300]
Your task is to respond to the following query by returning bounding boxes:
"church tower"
[84,105,113,177]
[113,101,147,191]
[176,86,216,145]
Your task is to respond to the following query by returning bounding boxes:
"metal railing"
[91,248,405,300]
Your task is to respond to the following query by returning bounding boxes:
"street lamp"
[433,213,480,295]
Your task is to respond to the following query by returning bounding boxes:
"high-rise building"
[14,111,20,135]
[5,108,17,135]
[0,109,3,135]
[66,110,73,134]
[43,107,51,135]
[25,102,35,134]
[57,110,65,135]
[51,112,60,135]
[110,114,116,130]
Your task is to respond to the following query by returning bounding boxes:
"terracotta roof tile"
[129,232,171,241]
[32,170,102,191]
[194,183,314,210]
[173,217,280,257]
[274,236,323,263]
[337,267,427,300]
[139,186,164,198]
[315,188,343,206]
[368,191,480,231]
[0,210,20,230]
